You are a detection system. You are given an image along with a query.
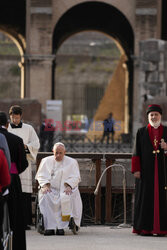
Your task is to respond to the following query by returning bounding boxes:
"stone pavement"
[26,226,167,250]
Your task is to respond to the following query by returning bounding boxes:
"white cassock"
[8,123,40,193]
[35,155,83,230]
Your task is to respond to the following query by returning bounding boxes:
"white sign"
[46,100,63,124]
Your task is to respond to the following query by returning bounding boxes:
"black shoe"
[25,226,31,230]
[56,229,65,235]
[156,234,166,237]
[140,233,153,236]
[44,230,55,236]
[69,217,78,235]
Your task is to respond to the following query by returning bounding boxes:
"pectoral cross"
[154,136,158,148]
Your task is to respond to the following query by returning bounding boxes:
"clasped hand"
[160,139,167,150]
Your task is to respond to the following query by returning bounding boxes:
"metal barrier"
[40,134,133,153]
[95,163,131,227]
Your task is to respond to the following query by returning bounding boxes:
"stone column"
[24,54,56,111]
[25,0,53,110]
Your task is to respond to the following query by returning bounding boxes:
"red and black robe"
[132,124,167,235]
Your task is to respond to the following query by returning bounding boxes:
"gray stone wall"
[134,39,167,132]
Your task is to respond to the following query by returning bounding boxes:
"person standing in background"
[101,113,115,144]
[8,105,40,230]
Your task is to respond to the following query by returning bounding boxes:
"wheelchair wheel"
[2,202,13,250]
[35,196,44,234]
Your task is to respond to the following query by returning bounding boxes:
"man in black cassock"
[132,104,167,236]
[0,112,28,250]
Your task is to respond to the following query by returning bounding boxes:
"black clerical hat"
[146,104,162,115]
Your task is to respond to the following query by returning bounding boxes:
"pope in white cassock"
[35,142,83,236]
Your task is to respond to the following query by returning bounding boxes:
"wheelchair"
[34,193,78,235]
[34,185,80,235]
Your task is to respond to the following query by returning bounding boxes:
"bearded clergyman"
[132,104,167,236]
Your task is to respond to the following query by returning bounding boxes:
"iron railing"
[39,133,134,153]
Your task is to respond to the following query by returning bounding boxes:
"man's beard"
[148,117,161,128]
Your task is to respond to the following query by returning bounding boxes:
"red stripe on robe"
[147,124,163,234]
[131,156,141,173]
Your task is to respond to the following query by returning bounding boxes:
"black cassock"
[0,127,28,250]
[132,124,167,235]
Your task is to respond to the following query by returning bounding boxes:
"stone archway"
[0,0,26,97]
[53,2,134,55]
[52,1,134,135]
[0,28,26,98]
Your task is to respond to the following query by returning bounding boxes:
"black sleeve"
[17,138,28,174]
[132,128,142,157]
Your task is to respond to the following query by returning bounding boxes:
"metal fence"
[39,133,134,153]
